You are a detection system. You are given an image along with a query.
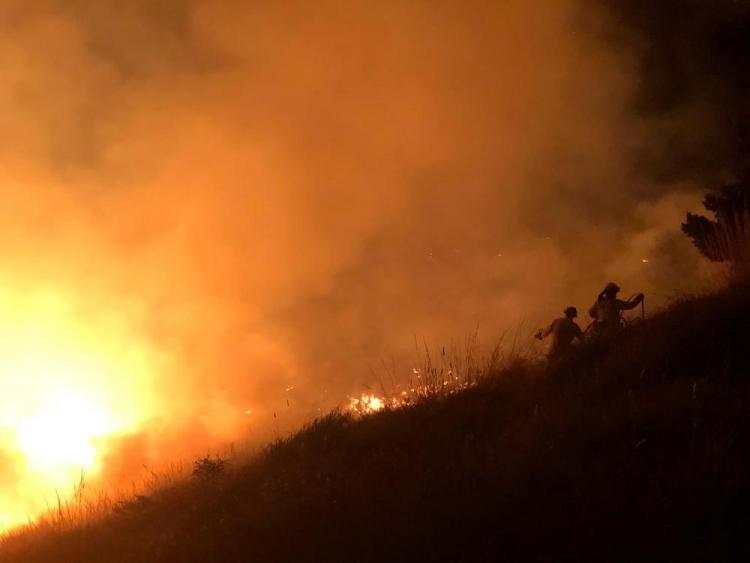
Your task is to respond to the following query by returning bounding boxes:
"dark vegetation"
[683,174,750,265]
[3,284,750,562]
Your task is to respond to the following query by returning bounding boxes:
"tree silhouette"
[682,176,750,265]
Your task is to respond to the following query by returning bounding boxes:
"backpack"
[588,301,599,320]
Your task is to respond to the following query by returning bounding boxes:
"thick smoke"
[0,0,734,493]
[597,0,750,183]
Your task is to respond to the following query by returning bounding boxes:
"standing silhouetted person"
[588,282,644,339]
[536,306,584,359]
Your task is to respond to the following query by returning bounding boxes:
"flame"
[0,288,160,529]
[348,394,386,414]
[347,366,476,417]
[347,392,411,416]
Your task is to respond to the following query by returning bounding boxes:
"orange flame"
[347,393,387,415]
[347,392,413,416]
[0,289,161,529]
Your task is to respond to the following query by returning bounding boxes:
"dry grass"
[1,462,189,544]
[2,285,750,562]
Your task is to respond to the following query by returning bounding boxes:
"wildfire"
[348,393,387,415]
[0,288,159,529]
[347,366,478,417]
[347,392,413,416]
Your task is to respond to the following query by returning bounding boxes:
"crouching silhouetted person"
[536,306,584,360]
[588,282,644,341]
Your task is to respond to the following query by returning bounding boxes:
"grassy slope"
[3,286,750,563]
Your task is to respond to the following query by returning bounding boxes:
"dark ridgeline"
[3,282,750,562]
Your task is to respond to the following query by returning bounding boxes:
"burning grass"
[3,285,750,562]
[346,330,529,416]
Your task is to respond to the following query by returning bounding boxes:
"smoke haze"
[0,0,742,516]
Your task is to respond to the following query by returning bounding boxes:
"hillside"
[3,285,750,563]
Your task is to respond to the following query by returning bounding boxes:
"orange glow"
[0,0,723,535]
[348,393,387,415]
[348,393,411,416]
[0,288,160,529]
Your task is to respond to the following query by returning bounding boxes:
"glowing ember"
[347,391,415,416]
[347,367,479,417]
[348,393,387,415]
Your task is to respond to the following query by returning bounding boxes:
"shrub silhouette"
[192,455,227,484]
[682,175,750,266]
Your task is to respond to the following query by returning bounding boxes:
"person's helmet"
[602,282,621,296]
[564,306,578,318]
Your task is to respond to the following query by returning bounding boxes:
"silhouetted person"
[536,306,584,359]
[588,282,644,339]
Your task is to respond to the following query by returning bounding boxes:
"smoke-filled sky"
[0,0,746,524]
